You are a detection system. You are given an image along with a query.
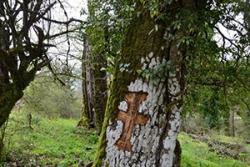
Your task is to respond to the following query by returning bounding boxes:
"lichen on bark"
[93,2,186,167]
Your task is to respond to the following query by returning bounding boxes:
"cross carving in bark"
[115,91,149,152]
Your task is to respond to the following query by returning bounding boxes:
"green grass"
[1,111,249,166]
[1,111,98,166]
[179,133,250,167]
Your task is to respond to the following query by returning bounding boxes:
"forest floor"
[0,111,249,167]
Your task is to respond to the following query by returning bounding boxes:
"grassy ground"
[0,111,249,166]
[179,134,249,167]
[0,111,97,166]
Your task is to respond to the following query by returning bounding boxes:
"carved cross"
[115,91,149,152]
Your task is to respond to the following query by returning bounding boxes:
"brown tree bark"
[93,53,107,132]
[0,57,27,126]
[78,34,107,130]
[92,24,108,132]
[78,38,95,128]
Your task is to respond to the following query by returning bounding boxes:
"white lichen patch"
[105,56,182,167]
[160,108,181,167]
[148,52,154,58]
[119,63,131,72]
[105,77,165,166]
[106,120,123,147]
[118,101,128,111]
[168,76,181,98]
[148,57,157,69]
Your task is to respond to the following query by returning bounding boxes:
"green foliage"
[183,86,229,130]
[86,0,134,76]
[201,88,229,129]
[22,76,81,119]
[1,111,97,166]
[138,60,172,86]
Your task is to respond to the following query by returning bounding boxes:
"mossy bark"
[0,75,27,155]
[78,38,95,128]
[92,1,204,166]
[78,37,107,130]
[93,53,107,132]
[93,4,183,167]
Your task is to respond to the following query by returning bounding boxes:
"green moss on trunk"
[93,54,107,133]
[78,38,95,128]
[92,5,167,166]
[93,70,129,167]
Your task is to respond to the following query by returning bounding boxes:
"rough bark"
[93,53,107,132]
[92,22,108,132]
[78,36,107,129]
[78,38,95,128]
[0,59,26,126]
[0,65,33,127]
[93,2,189,166]
[0,87,23,127]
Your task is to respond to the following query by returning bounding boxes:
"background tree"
[78,36,95,128]
[0,0,80,127]
[22,73,81,119]
[78,0,129,130]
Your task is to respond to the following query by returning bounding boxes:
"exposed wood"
[115,92,149,151]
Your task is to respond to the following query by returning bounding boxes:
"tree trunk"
[229,109,235,137]
[78,36,107,130]
[78,38,95,128]
[93,53,107,132]
[93,2,188,166]
[92,22,108,133]
[0,59,33,128]
[0,82,23,153]
[0,62,23,126]
[0,88,23,126]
